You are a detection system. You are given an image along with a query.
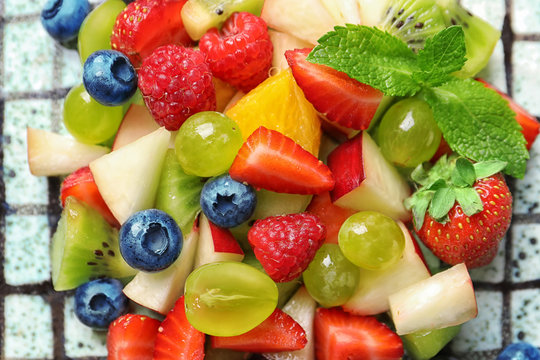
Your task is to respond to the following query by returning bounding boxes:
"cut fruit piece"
[401,325,461,360]
[111,104,160,151]
[89,127,170,224]
[181,0,265,41]
[195,213,244,268]
[51,196,136,291]
[327,131,411,221]
[357,0,391,26]
[107,314,161,360]
[229,126,334,195]
[211,308,307,352]
[269,30,312,70]
[226,69,321,156]
[320,0,362,24]
[154,149,203,236]
[27,127,110,176]
[389,263,478,335]
[263,286,317,360]
[342,222,430,315]
[122,223,199,314]
[306,192,356,244]
[214,77,238,113]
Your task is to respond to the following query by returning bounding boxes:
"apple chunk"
[327,131,411,221]
[112,104,160,151]
[195,214,244,268]
[27,127,110,176]
[389,263,478,335]
[342,221,430,315]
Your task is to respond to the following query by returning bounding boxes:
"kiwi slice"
[154,149,204,236]
[181,0,265,40]
[379,0,500,77]
[401,325,461,360]
[51,196,136,291]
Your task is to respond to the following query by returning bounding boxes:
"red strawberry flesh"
[107,314,161,360]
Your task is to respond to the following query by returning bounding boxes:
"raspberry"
[138,45,216,131]
[199,12,273,93]
[248,213,326,283]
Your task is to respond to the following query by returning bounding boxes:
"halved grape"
[338,211,405,271]
[303,243,359,307]
[63,84,123,145]
[184,262,278,336]
[376,97,441,168]
[175,111,243,177]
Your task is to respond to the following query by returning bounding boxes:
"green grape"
[175,111,243,177]
[63,84,123,145]
[78,0,126,63]
[303,243,359,307]
[184,261,278,336]
[377,97,442,168]
[338,211,405,271]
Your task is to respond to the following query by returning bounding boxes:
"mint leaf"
[424,78,529,178]
[308,25,421,96]
[413,26,467,87]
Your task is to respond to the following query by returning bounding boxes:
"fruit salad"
[27,0,540,359]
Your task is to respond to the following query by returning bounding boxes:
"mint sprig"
[307,25,529,178]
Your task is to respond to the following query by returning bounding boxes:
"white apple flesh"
[389,263,478,335]
[111,104,160,151]
[195,214,244,268]
[269,30,312,70]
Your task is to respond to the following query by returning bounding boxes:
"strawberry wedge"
[107,314,161,360]
[211,308,307,352]
[285,48,384,130]
[229,126,334,194]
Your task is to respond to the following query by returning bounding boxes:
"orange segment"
[225,69,321,155]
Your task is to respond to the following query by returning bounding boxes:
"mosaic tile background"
[0,0,539,359]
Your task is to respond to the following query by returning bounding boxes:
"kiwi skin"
[51,196,136,291]
[379,0,500,77]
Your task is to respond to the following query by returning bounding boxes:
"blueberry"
[41,0,90,42]
[200,174,257,228]
[120,209,183,272]
[497,342,540,360]
[83,50,138,106]
[74,278,129,329]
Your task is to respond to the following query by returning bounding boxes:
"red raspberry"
[138,45,216,131]
[248,213,326,283]
[199,12,273,93]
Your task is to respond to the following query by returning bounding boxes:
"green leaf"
[411,164,430,186]
[473,160,508,179]
[451,158,476,187]
[308,25,421,97]
[429,187,456,220]
[405,189,434,230]
[454,187,483,216]
[413,26,467,87]
[424,78,529,178]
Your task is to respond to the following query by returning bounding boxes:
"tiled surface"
[0,0,540,359]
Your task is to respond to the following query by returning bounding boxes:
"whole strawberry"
[199,12,273,92]
[406,156,512,268]
[248,213,326,282]
[138,45,216,131]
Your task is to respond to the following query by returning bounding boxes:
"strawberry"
[60,166,119,227]
[285,48,384,130]
[229,126,334,195]
[107,314,161,360]
[314,307,403,360]
[199,12,273,92]
[407,156,512,268]
[210,308,307,352]
[306,191,355,244]
[153,296,205,360]
[477,78,540,150]
[110,0,192,67]
[248,212,326,282]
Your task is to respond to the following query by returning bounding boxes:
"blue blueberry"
[200,174,257,228]
[119,209,183,272]
[497,342,540,360]
[41,0,90,42]
[83,50,137,106]
[74,278,129,329]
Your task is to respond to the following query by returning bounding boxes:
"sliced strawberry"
[315,307,403,360]
[110,0,193,67]
[153,296,205,360]
[229,126,334,194]
[477,78,540,150]
[306,191,355,244]
[60,166,119,227]
[107,314,161,360]
[211,308,307,352]
[285,48,384,130]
